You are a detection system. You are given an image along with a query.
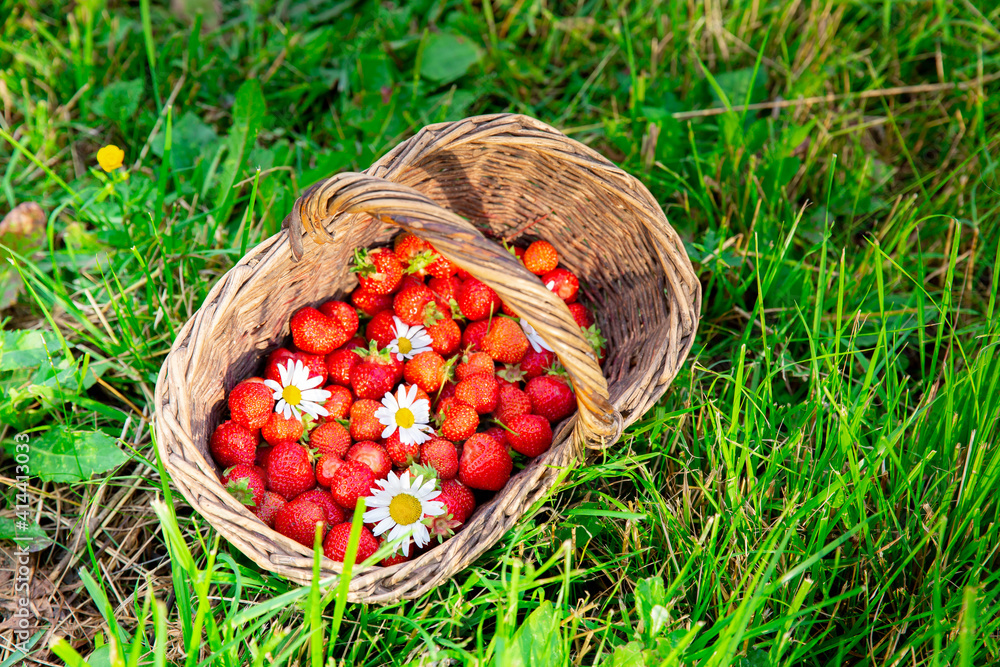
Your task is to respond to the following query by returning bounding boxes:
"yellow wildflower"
[96,145,125,172]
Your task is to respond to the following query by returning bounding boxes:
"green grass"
[2,0,1000,665]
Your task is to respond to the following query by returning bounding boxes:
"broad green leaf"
[151,111,220,170]
[500,601,566,667]
[604,641,645,667]
[0,516,51,551]
[420,33,482,85]
[0,329,62,371]
[17,426,129,482]
[635,576,667,641]
[93,79,144,123]
[711,67,768,106]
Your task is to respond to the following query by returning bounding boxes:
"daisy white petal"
[520,318,554,353]
[301,374,325,390]
[264,379,282,393]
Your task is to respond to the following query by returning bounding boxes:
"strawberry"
[483,426,509,448]
[326,345,363,387]
[438,478,476,523]
[437,380,457,403]
[291,352,327,383]
[456,351,495,381]
[427,512,463,543]
[349,399,384,441]
[393,284,434,326]
[253,491,286,528]
[315,454,343,487]
[420,438,458,480]
[425,317,461,356]
[524,375,576,423]
[351,286,394,316]
[320,385,353,420]
[266,442,316,500]
[264,349,295,384]
[350,344,403,400]
[429,275,464,305]
[523,240,559,275]
[290,307,341,355]
[309,422,351,458]
[385,430,421,467]
[457,278,501,320]
[318,300,360,342]
[567,303,595,329]
[437,398,478,441]
[481,317,529,364]
[394,232,432,268]
[262,411,304,446]
[324,522,379,563]
[228,380,275,430]
[461,320,490,351]
[397,273,425,293]
[542,268,579,303]
[495,364,526,385]
[294,488,347,525]
[275,499,327,547]
[351,247,403,295]
[329,459,377,510]
[404,351,448,393]
[255,445,274,469]
[221,463,266,508]
[458,433,512,491]
[426,252,456,279]
[365,309,399,349]
[455,373,499,414]
[346,441,392,479]
[506,414,553,457]
[519,348,557,379]
[494,385,532,425]
[210,420,258,468]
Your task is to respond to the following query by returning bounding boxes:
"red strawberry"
[481,317,529,364]
[393,284,434,326]
[462,320,490,351]
[309,422,351,458]
[365,309,399,349]
[438,478,475,523]
[221,463,266,508]
[350,344,403,400]
[455,373,499,414]
[326,344,364,387]
[426,251,456,279]
[294,488,347,525]
[290,307,341,355]
[495,364,525,385]
[483,426,509,448]
[288,353,327,383]
[567,303,595,328]
[266,442,316,500]
[437,380,457,403]
[420,438,458,480]
[262,411,304,446]
[429,275,464,305]
[542,268,579,303]
[352,247,403,295]
[456,351,495,381]
[351,286,394,316]
[520,347,556,379]
[427,512,463,543]
[394,232,432,268]
[315,454,344,488]
[320,385,353,420]
[397,273,425,292]
[523,240,559,275]
[318,300,360,342]
[426,318,461,356]
[255,445,274,469]
[506,414,553,457]
[346,441,392,479]
[438,399,478,441]
[524,375,576,423]
[324,523,379,563]
[253,491,286,528]
[404,351,448,393]
[228,380,275,430]
[329,460,377,510]
[275,499,327,547]
[457,278,501,320]
[495,385,532,425]
[210,420,258,468]
[386,431,421,467]
[458,433,512,491]
[349,399,384,441]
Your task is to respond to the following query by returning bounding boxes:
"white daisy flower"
[374,384,434,445]
[263,359,331,420]
[520,318,554,354]
[364,470,445,556]
[387,316,433,361]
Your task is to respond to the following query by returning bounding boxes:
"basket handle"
[283,172,623,448]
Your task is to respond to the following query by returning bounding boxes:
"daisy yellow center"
[396,407,415,428]
[398,338,412,354]
[389,493,422,525]
[282,385,302,405]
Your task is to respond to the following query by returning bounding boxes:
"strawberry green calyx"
[422,302,447,328]
[496,364,525,384]
[583,323,606,355]
[224,477,257,506]
[447,297,465,320]
[427,513,462,542]
[350,248,382,279]
[405,250,437,275]
[356,339,394,363]
[408,463,441,487]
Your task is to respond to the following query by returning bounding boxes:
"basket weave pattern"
[153,113,700,602]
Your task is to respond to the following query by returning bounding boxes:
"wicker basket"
[153,113,700,603]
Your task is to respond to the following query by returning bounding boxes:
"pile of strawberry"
[209,234,605,566]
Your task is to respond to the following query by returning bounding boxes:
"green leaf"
[635,576,667,641]
[604,641,645,667]
[0,516,51,551]
[151,111,219,170]
[14,426,129,482]
[711,67,767,106]
[420,33,482,84]
[93,79,144,123]
[0,329,63,371]
[215,79,267,221]
[500,601,567,667]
